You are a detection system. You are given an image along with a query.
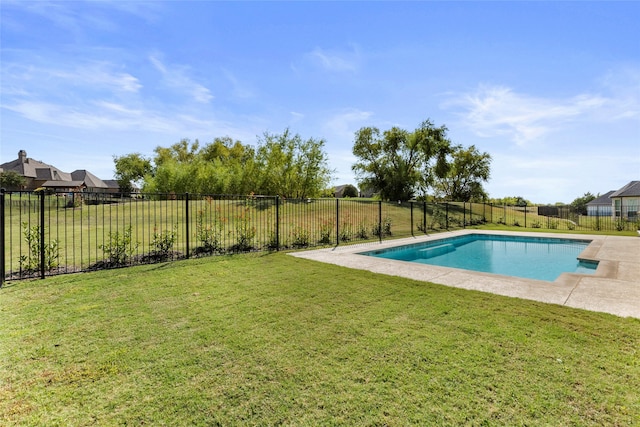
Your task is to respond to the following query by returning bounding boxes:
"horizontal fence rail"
[2,190,638,284]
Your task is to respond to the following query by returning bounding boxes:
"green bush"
[290,225,310,248]
[100,226,138,265]
[195,208,224,253]
[18,222,60,272]
[318,219,333,244]
[151,226,177,260]
[233,207,256,251]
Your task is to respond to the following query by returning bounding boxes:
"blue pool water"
[360,234,598,282]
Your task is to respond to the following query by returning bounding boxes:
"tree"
[570,192,597,215]
[488,196,532,206]
[341,184,358,198]
[351,119,452,201]
[0,170,27,190]
[433,145,491,202]
[113,153,153,194]
[253,129,333,198]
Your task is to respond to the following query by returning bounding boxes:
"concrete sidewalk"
[289,230,640,319]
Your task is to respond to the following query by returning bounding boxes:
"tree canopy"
[433,145,492,202]
[117,130,333,198]
[0,170,27,190]
[570,192,597,215]
[351,119,452,201]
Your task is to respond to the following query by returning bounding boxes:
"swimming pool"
[360,234,598,282]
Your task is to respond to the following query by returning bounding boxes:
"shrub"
[233,207,256,251]
[356,221,369,239]
[372,216,392,237]
[19,222,60,272]
[195,207,225,254]
[100,226,138,265]
[151,225,177,260]
[290,226,310,248]
[318,219,333,244]
[531,220,542,229]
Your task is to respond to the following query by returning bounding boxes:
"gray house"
[586,191,615,217]
[610,180,640,220]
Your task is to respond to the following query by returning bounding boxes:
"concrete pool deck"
[289,230,640,319]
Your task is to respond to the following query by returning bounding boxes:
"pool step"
[418,243,456,258]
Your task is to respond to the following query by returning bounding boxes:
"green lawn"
[1,253,639,426]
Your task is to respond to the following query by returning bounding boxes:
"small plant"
[19,222,60,272]
[434,210,447,228]
[318,219,333,244]
[356,221,369,239]
[513,220,520,227]
[531,220,542,229]
[372,216,392,237]
[290,225,310,248]
[100,226,138,265]
[549,220,559,229]
[567,222,576,230]
[339,215,353,242]
[151,225,177,260]
[233,207,256,251]
[615,219,625,232]
[195,207,225,254]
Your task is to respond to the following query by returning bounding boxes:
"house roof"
[103,180,120,189]
[610,181,640,198]
[587,190,616,206]
[71,169,108,188]
[0,152,72,181]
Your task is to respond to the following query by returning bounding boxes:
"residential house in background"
[610,180,640,220]
[586,181,640,220]
[0,150,114,194]
[0,150,73,190]
[586,191,615,217]
[70,170,109,192]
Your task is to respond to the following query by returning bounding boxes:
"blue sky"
[1,1,638,203]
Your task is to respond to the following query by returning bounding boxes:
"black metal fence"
[2,190,638,284]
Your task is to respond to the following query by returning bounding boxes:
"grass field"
[1,252,638,425]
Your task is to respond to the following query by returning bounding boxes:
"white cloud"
[444,85,612,146]
[149,55,213,104]
[222,69,253,99]
[305,45,361,73]
[323,109,374,141]
[1,60,141,95]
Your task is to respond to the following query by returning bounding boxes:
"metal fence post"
[40,190,45,280]
[378,200,382,243]
[335,198,340,246]
[1,189,5,287]
[423,201,427,233]
[185,192,190,259]
[524,203,527,228]
[275,196,280,250]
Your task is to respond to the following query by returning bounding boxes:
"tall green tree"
[253,129,333,198]
[433,145,491,202]
[113,153,153,194]
[351,119,451,201]
[570,192,597,215]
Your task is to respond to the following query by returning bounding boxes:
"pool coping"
[288,230,640,319]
